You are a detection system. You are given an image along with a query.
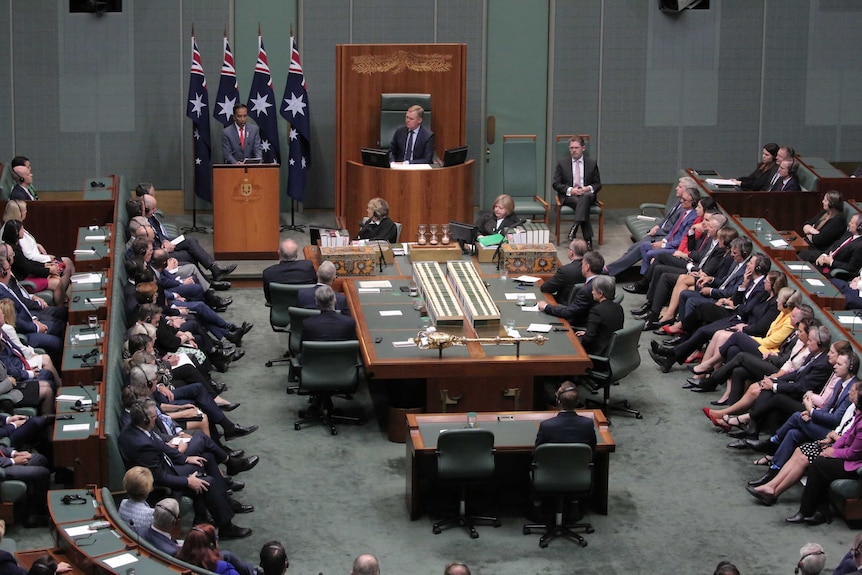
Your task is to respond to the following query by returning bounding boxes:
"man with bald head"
[350,554,380,575]
[262,239,316,303]
[10,158,36,201]
[142,192,236,282]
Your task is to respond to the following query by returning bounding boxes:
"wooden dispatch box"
[320,246,378,276]
[502,243,559,274]
[408,243,463,263]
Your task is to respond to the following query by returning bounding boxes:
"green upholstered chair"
[0,468,27,525]
[379,93,432,149]
[624,181,681,242]
[502,135,549,224]
[432,428,500,539]
[286,306,321,387]
[523,443,594,548]
[294,340,363,435]
[394,221,403,243]
[553,135,604,244]
[0,164,13,201]
[265,283,315,368]
[582,320,644,419]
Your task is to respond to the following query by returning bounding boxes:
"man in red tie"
[801,214,862,274]
[222,104,262,164]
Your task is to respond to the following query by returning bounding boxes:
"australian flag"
[247,34,280,164]
[281,31,311,202]
[214,36,239,127]
[186,36,212,202]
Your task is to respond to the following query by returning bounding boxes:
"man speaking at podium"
[222,104,263,164]
[388,105,434,164]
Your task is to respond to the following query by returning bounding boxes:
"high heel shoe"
[687,364,714,375]
[702,407,731,431]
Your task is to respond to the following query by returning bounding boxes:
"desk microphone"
[87,245,102,259]
[493,241,505,270]
[90,181,105,188]
[84,297,104,311]
[376,241,386,273]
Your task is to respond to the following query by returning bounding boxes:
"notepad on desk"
[526,323,553,333]
[359,280,392,289]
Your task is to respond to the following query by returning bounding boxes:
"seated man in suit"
[388,105,434,164]
[831,265,862,310]
[535,383,597,451]
[119,399,252,539]
[537,251,604,326]
[262,239,317,304]
[576,275,624,357]
[297,261,350,316]
[768,159,802,191]
[10,163,36,202]
[0,444,50,527]
[222,104,262,164]
[144,497,258,575]
[540,238,587,305]
[553,136,601,245]
[303,286,356,343]
[801,214,862,276]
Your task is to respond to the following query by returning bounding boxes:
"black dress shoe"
[747,468,778,487]
[211,355,233,373]
[804,511,830,525]
[211,280,232,291]
[709,400,728,406]
[631,303,650,316]
[211,263,238,282]
[219,523,253,539]
[211,381,228,394]
[226,455,259,475]
[211,303,229,313]
[648,349,674,373]
[231,348,245,361]
[785,512,807,524]
[220,402,241,412]
[727,439,752,450]
[224,329,245,346]
[228,479,246,492]
[227,448,245,458]
[682,378,701,389]
[623,283,647,295]
[224,424,258,439]
[746,485,777,506]
[728,428,757,440]
[662,335,685,347]
[746,439,778,455]
[229,499,254,514]
[690,386,713,394]
[651,343,675,358]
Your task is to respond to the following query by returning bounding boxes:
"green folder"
[478,233,504,247]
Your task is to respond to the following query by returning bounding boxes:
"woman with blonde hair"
[0,299,61,385]
[357,197,398,243]
[119,466,154,534]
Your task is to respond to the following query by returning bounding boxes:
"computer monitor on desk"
[442,145,468,167]
[361,148,391,168]
[448,220,478,244]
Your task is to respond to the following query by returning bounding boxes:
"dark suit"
[474,213,523,236]
[10,184,35,201]
[357,217,398,243]
[535,411,597,452]
[144,526,181,556]
[749,351,833,432]
[0,549,25,575]
[149,215,216,271]
[389,125,434,164]
[540,260,585,304]
[738,164,778,191]
[541,275,597,326]
[553,155,602,240]
[118,425,235,527]
[222,122,262,164]
[302,311,357,343]
[580,299,624,356]
[769,175,801,191]
[262,260,317,303]
[297,284,350,316]
[801,233,862,276]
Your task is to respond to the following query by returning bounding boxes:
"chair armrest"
[638,202,665,211]
[534,196,549,209]
[830,268,853,280]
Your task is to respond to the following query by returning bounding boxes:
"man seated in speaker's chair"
[388,105,434,164]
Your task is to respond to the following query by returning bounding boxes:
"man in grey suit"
[553,136,601,247]
[222,104,262,164]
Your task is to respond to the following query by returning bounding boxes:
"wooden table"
[343,270,591,413]
[405,410,615,520]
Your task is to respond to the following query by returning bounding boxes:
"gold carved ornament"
[351,51,452,74]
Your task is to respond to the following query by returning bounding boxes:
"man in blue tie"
[388,105,434,164]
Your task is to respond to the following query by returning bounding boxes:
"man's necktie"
[405,131,415,162]
[769,171,780,188]
[573,159,582,187]
[831,235,854,258]
[827,378,853,412]
[240,127,245,150]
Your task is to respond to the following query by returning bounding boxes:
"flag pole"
[182,123,210,234]
[280,200,306,232]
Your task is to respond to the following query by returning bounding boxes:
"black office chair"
[265,283,315,368]
[523,443,594,548]
[432,428,501,539]
[285,306,321,391]
[581,320,644,420]
[294,340,363,435]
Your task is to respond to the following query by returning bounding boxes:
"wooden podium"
[212,164,280,259]
[345,160,474,240]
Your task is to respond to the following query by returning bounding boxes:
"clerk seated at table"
[296,261,350,316]
[535,383,597,451]
[356,198,398,243]
[302,286,356,343]
[575,275,623,356]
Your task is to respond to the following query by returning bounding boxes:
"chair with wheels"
[523,442,594,548]
[294,340,363,435]
[502,135,549,224]
[285,306,321,389]
[265,283,315,368]
[553,135,604,245]
[581,320,644,419]
[432,428,500,539]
